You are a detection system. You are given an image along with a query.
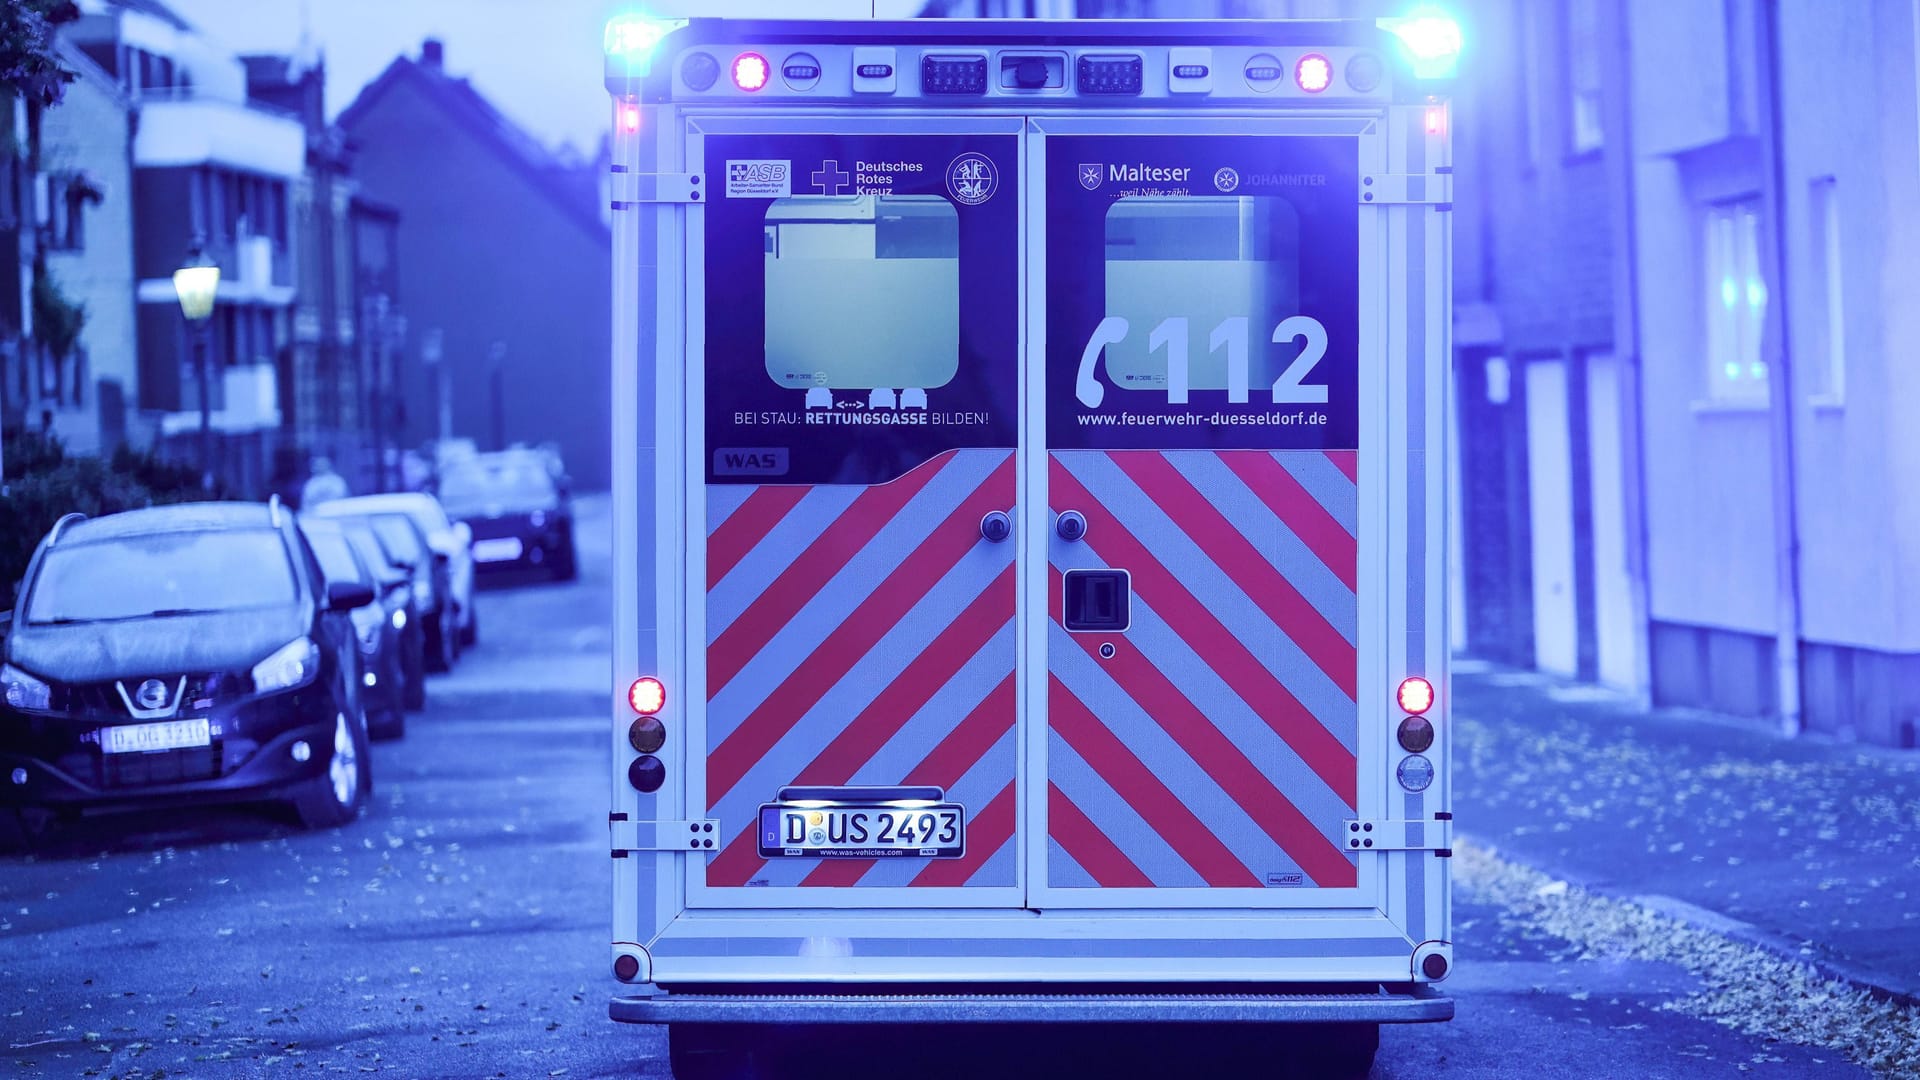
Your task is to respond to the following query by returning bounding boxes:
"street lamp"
[172,243,221,492]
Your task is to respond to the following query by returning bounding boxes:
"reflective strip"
[650,936,1412,959]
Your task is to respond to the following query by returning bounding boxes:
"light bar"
[1378,10,1463,79]
[603,14,674,58]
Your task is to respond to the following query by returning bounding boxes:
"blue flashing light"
[604,13,680,60]
[1378,10,1464,80]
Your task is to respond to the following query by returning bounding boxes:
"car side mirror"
[326,581,377,611]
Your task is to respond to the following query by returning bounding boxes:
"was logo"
[1078,163,1103,191]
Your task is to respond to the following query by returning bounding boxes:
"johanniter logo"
[1213,166,1240,193]
[947,153,997,205]
[1078,163,1103,191]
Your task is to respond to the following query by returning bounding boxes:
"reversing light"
[1397,676,1435,715]
[1294,53,1332,93]
[628,676,666,715]
[1378,10,1464,79]
[732,52,770,92]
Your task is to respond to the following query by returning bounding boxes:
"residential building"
[349,195,406,491]
[918,1,1920,747]
[338,39,612,489]
[27,41,139,456]
[64,0,305,495]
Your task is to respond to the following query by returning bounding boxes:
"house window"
[1808,177,1844,403]
[1566,0,1604,154]
[43,171,91,251]
[1703,199,1768,402]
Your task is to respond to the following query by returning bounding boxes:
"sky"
[165,0,928,157]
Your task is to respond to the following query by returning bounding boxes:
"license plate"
[757,802,965,859]
[472,537,524,563]
[101,718,211,754]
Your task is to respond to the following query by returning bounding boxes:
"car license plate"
[472,537,524,563]
[101,718,211,754]
[757,802,965,859]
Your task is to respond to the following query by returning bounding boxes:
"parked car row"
[436,450,577,581]
[0,488,490,846]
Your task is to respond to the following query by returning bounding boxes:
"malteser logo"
[1078,162,1103,191]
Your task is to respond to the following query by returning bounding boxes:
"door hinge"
[609,170,705,207]
[611,817,721,854]
[1358,173,1452,208]
[1341,818,1453,851]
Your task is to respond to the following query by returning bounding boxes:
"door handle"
[1055,510,1087,542]
[980,510,1012,543]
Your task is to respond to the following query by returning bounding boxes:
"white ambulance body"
[605,14,1458,1072]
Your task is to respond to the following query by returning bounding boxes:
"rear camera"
[629,715,667,754]
[682,52,720,92]
[1397,714,1435,753]
[628,755,666,793]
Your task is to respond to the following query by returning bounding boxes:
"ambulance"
[603,13,1461,1076]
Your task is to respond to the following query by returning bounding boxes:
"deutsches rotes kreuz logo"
[1213,166,1240,193]
[947,153,997,205]
[1078,162,1103,191]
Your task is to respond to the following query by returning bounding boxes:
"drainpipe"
[1755,0,1805,736]
[1602,0,1655,711]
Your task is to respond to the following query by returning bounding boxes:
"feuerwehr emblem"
[947,153,998,205]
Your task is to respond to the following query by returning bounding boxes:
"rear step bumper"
[611,984,1452,1025]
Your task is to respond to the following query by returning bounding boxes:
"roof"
[336,51,608,244]
[58,502,278,545]
[106,0,193,32]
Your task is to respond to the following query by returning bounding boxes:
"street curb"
[1459,831,1920,1009]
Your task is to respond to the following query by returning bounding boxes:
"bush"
[0,429,232,610]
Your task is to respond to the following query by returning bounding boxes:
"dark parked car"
[0,500,374,842]
[439,451,577,580]
[340,520,427,712]
[329,512,458,673]
[299,518,414,740]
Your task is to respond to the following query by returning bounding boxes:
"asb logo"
[1078,162,1103,191]
[724,159,792,198]
[1213,166,1240,193]
[947,153,998,205]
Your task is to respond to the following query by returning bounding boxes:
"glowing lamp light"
[1295,53,1332,93]
[732,52,770,92]
[628,676,666,716]
[1378,11,1464,79]
[621,104,642,133]
[1426,104,1446,134]
[1397,676,1436,716]
[172,252,221,322]
[603,14,672,58]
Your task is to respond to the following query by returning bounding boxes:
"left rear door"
[685,115,1026,909]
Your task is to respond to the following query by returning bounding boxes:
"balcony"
[133,92,304,179]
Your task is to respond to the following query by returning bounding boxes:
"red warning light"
[732,52,770,92]
[1397,676,1435,716]
[1295,53,1332,93]
[1426,105,1446,134]
[629,676,666,715]
[620,104,641,133]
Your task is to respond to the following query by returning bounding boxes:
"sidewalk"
[1450,662,1920,1003]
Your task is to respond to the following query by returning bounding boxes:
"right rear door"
[1026,117,1384,910]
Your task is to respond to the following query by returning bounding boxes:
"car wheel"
[424,616,452,673]
[292,711,370,829]
[369,707,406,741]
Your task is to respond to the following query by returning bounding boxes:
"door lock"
[1056,510,1087,542]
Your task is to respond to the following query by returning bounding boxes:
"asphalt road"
[0,498,1869,1078]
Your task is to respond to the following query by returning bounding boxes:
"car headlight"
[2,664,52,711]
[251,638,321,694]
[391,608,407,631]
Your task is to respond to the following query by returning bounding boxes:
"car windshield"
[25,529,298,625]
[438,460,556,515]
[306,531,365,586]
